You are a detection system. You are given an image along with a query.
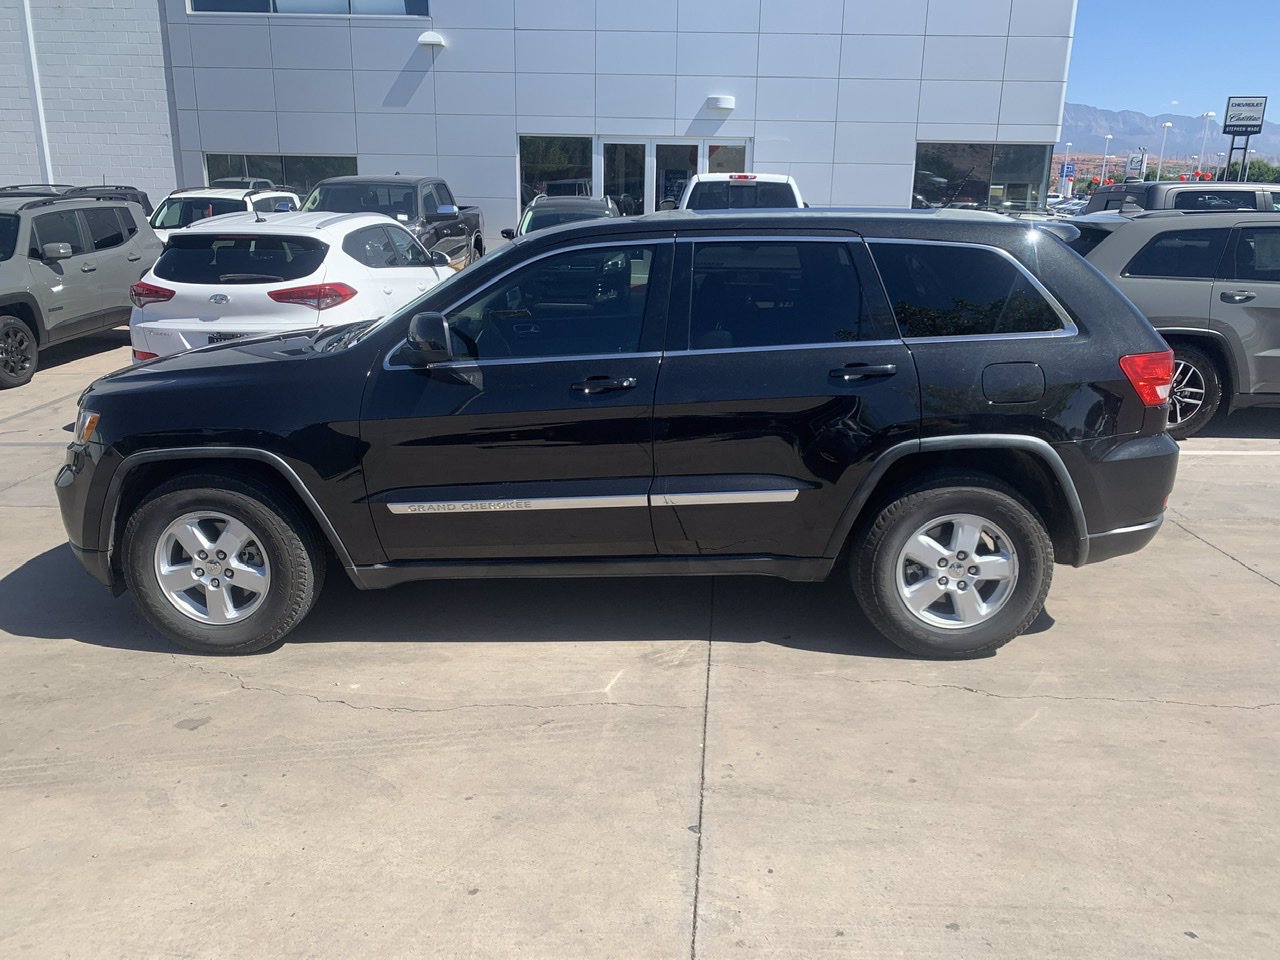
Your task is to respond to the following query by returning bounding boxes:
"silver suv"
[0,195,162,388]
[1072,209,1280,437]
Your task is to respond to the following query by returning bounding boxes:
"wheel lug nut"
[937,558,948,568]
[210,578,220,589]
[956,551,968,561]
[197,550,207,560]
[938,576,949,586]
[216,550,226,561]
[194,567,204,577]
[957,581,968,591]
[224,569,233,579]
[968,566,979,576]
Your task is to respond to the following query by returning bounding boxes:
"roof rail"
[15,194,138,211]
[65,184,140,193]
[1,183,73,193]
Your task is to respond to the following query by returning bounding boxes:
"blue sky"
[1065,1,1273,116]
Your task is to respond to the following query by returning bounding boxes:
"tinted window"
[1230,227,1280,283]
[31,211,86,256]
[343,226,397,269]
[386,227,430,266]
[305,184,416,221]
[119,208,138,237]
[153,234,328,284]
[1067,226,1114,258]
[688,241,886,349]
[0,215,18,261]
[1122,229,1229,280]
[1172,190,1258,210]
[435,183,456,208]
[446,245,661,360]
[252,196,286,212]
[521,209,609,234]
[686,181,799,210]
[870,242,1062,338]
[83,207,126,250]
[1271,192,1280,212]
[152,197,243,229]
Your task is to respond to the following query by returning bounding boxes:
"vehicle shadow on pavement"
[37,327,131,374]
[1,545,1052,659]
[1197,408,1280,439]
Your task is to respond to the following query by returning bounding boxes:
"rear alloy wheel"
[1167,345,1221,440]
[124,474,326,654]
[853,480,1053,659]
[0,315,37,389]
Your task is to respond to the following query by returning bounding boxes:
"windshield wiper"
[218,273,284,282]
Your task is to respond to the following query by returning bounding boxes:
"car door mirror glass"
[42,242,73,261]
[434,204,460,218]
[658,198,677,211]
[274,201,294,212]
[404,311,453,366]
[430,250,451,268]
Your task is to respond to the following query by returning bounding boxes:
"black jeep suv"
[57,210,1178,659]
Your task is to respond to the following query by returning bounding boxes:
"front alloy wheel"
[154,512,272,625]
[0,316,37,388]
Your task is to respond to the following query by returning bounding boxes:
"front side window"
[446,245,662,360]
[343,226,397,269]
[1122,229,1230,280]
[1229,227,1280,283]
[152,197,242,230]
[870,242,1063,338]
[688,241,885,349]
[386,227,430,266]
[31,211,86,257]
[83,208,126,251]
[153,234,328,284]
[1172,190,1258,210]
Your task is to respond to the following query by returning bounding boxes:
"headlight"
[73,409,100,445]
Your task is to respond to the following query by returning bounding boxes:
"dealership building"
[7,0,1076,245]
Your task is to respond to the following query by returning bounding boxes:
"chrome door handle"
[80,263,97,273]
[1220,290,1256,304]
[830,362,897,381]
[571,376,638,394]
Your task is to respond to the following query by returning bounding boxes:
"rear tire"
[852,478,1053,659]
[123,474,326,655]
[1167,344,1221,440]
[0,315,38,389]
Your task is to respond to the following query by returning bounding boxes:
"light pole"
[1243,149,1258,182]
[1156,122,1173,180]
[1101,134,1113,181]
[1198,111,1216,174]
[1189,155,1198,179]
[1216,152,1226,180]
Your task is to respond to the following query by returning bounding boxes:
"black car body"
[303,176,485,268]
[57,210,1178,658]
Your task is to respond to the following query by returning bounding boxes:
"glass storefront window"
[189,1,429,13]
[203,154,357,195]
[656,144,698,207]
[708,144,747,174]
[913,143,1052,211]
[519,136,593,207]
[604,143,645,216]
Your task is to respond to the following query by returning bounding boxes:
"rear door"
[79,206,136,323]
[1212,223,1280,394]
[650,234,918,558]
[1102,225,1231,332]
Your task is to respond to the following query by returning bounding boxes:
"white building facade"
[8,0,1077,246]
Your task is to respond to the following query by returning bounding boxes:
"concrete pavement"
[1,334,1276,958]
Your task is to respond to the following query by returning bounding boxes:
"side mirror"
[430,250,450,268]
[274,201,295,212]
[431,204,460,219]
[500,228,516,240]
[658,198,677,211]
[42,242,73,261]
[404,311,452,366]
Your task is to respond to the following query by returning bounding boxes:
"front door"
[361,239,674,561]
[1212,223,1280,394]
[651,235,919,558]
[655,144,698,209]
[24,209,101,341]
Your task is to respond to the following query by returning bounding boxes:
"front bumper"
[55,445,122,592]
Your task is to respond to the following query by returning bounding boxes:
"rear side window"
[687,241,889,349]
[1122,229,1229,280]
[1229,227,1280,283]
[1172,190,1258,210]
[1066,226,1114,258]
[1271,192,1280,212]
[306,184,416,221]
[343,226,397,268]
[83,207,126,250]
[153,234,328,284]
[119,208,138,237]
[870,242,1063,338]
[152,197,243,229]
[30,211,86,257]
[686,181,798,210]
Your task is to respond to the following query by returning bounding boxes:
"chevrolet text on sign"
[1223,97,1267,136]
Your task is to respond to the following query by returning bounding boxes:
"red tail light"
[1119,349,1175,406]
[267,282,357,310]
[129,282,175,308]
[133,350,159,361]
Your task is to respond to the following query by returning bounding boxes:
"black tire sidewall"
[1168,345,1221,441]
[856,485,1053,658]
[0,316,38,389]
[124,483,317,654]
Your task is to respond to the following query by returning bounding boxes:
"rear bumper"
[129,310,329,358]
[1082,515,1164,565]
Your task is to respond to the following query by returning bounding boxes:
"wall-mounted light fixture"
[706,95,736,110]
[417,31,446,46]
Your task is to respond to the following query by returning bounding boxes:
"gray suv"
[1072,209,1280,437]
[1084,180,1280,215]
[0,195,162,388]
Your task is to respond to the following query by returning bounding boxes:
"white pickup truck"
[675,173,805,210]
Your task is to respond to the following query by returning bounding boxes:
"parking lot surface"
[1,332,1277,959]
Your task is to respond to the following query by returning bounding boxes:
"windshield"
[152,197,243,230]
[0,215,17,261]
[686,181,799,209]
[303,184,418,220]
[153,234,328,284]
[520,209,609,234]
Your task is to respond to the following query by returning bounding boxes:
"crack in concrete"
[178,659,693,715]
[1167,512,1280,590]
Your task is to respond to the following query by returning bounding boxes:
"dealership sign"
[1223,97,1267,136]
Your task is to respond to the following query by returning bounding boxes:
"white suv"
[149,188,301,243]
[129,211,450,360]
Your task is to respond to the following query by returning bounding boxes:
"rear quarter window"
[153,234,328,284]
[1067,226,1115,258]
[1172,190,1258,210]
[1121,228,1229,279]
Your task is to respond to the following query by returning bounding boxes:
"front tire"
[0,315,38,389]
[1167,344,1221,440]
[852,479,1053,659]
[123,474,326,654]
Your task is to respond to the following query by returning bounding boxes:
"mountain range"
[1058,103,1279,160]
